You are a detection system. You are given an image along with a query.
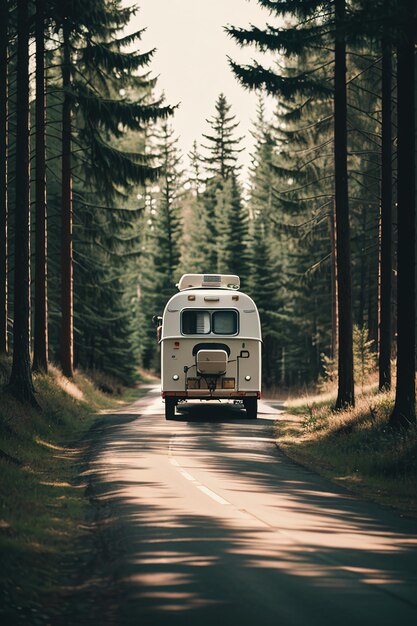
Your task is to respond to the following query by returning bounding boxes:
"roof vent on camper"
[177,274,240,291]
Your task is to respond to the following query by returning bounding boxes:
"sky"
[125,0,276,181]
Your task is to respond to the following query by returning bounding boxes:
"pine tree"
[153,124,183,291]
[0,0,8,355]
[201,176,223,272]
[348,59,382,358]
[378,1,393,391]
[344,0,401,395]
[8,0,37,405]
[33,0,48,373]
[353,324,376,389]
[50,0,174,377]
[247,62,335,386]
[389,0,416,427]
[333,0,395,392]
[200,93,245,273]
[188,140,205,201]
[179,141,212,272]
[215,172,250,285]
[333,0,354,408]
[202,93,244,180]
[60,15,73,377]
[246,104,289,386]
[248,212,285,387]
[139,123,183,370]
[73,205,144,384]
[228,0,357,400]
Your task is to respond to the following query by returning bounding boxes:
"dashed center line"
[169,435,230,506]
[180,469,196,482]
[197,485,230,505]
[167,434,417,611]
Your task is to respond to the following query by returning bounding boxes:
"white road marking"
[180,469,197,482]
[167,432,417,610]
[197,485,229,505]
[169,435,231,506]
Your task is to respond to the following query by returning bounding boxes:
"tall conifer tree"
[202,93,244,180]
[378,17,393,391]
[389,0,415,427]
[180,142,210,273]
[333,0,354,408]
[215,172,250,284]
[52,0,173,377]
[9,0,37,405]
[200,93,245,272]
[0,0,8,354]
[33,0,48,373]
[139,123,183,370]
[228,0,355,401]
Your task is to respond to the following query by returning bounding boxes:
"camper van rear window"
[181,310,238,335]
[182,311,210,334]
[212,311,237,334]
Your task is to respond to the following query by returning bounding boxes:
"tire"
[165,397,176,420]
[244,397,257,419]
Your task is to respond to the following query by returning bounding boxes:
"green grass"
[277,387,417,516]
[0,357,145,623]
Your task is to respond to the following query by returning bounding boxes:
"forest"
[0,0,416,426]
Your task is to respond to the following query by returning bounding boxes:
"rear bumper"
[162,390,261,399]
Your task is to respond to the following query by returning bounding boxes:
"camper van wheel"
[244,397,257,419]
[165,397,176,420]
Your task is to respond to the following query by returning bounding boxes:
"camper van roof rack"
[177,274,240,291]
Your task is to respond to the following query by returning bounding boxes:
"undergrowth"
[278,384,417,516]
[0,356,142,624]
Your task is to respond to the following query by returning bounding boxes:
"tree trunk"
[357,203,368,328]
[329,202,338,362]
[389,0,415,427]
[334,0,354,409]
[9,0,37,406]
[0,0,8,354]
[378,36,393,391]
[33,0,48,373]
[60,21,73,378]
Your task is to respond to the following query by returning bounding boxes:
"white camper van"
[157,274,262,420]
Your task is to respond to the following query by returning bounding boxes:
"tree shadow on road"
[171,400,275,424]
[59,404,417,626]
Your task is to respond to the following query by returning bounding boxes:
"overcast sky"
[125,0,276,181]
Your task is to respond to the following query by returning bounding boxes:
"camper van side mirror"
[152,315,162,328]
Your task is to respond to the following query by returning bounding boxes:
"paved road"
[88,386,417,626]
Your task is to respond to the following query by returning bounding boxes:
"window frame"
[181,309,211,335]
[180,308,239,337]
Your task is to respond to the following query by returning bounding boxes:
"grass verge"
[0,357,146,624]
[276,386,417,517]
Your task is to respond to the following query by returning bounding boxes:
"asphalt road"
[88,385,417,626]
